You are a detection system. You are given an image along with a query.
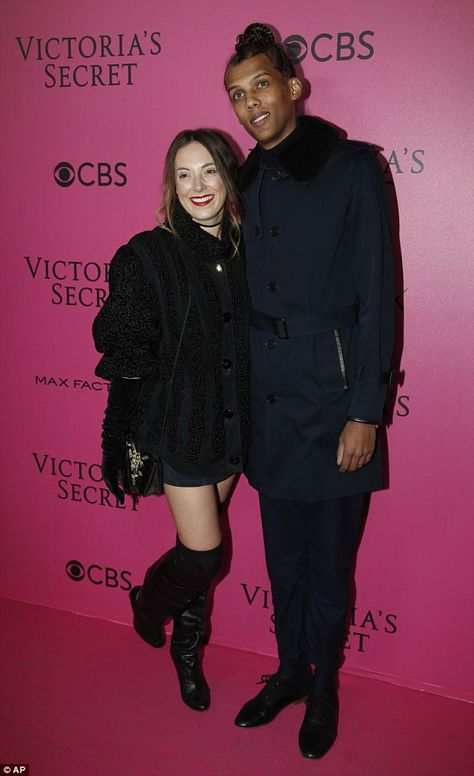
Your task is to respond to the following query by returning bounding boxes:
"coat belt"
[249,304,359,339]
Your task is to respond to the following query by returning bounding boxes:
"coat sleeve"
[346,147,395,424]
[92,243,161,379]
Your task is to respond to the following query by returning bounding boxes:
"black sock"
[277,655,309,680]
[312,669,337,695]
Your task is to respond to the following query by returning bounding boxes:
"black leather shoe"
[170,591,210,712]
[129,586,165,648]
[234,672,312,728]
[298,691,339,759]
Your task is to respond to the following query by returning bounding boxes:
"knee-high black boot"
[129,542,217,649]
[170,543,222,711]
[171,588,211,711]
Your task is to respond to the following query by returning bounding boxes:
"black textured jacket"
[93,205,250,478]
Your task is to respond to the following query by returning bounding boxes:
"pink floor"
[1,598,472,776]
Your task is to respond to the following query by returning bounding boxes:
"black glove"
[101,378,141,504]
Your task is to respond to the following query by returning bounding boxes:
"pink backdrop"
[1,0,473,702]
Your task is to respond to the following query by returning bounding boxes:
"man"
[224,23,394,759]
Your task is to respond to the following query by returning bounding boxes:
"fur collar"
[239,116,339,190]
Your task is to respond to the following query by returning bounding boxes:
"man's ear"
[289,77,303,102]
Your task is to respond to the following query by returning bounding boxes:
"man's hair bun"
[225,22,296,80]
[236,23,275,53]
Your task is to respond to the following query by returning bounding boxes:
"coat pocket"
[313,327,351,390]
[334,328,349,389]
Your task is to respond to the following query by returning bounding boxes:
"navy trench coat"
[241,117,394,502]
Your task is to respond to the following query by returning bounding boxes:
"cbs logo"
[54,161,127,188]
[283,31,375,64]
[66,559,132,590]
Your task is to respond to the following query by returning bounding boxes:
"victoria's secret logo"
[383,149,425,178]
[240,583,398,654]
[33,452,137,512]
[15,31,161,88]
[24,254,108,307]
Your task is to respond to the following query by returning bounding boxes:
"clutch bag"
[126,437,164,497]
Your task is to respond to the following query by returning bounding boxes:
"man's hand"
[337,421,377,473]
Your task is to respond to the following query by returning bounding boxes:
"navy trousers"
[259,491,368,689]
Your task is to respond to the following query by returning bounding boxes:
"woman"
[92,129,250,712]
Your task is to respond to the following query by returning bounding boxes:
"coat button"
[221,358,232,369]
[223,312,232,323]
[270,226,280,237]
[266,394,277,404]
[264,339,275,349]
[267,281,278,292]
[253,226,261,236]
[230,456,241,465]
[272,171,281,181]
[224,408,234,418]
[215,263,223,272]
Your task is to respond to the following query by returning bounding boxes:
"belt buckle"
[272,317,289,339]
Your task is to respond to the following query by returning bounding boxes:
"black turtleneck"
[259,120,305,168]
[239,116,339,188]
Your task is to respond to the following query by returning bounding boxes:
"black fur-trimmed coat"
[241,116,395,501]
[93,205,250,478]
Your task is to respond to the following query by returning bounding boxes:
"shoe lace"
[254,673,288,704]
[305,693,335,724]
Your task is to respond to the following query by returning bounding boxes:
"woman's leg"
[131,477,235,635]
[129,484,222,646]
[164,473,236,549]
[216,474,236,508]
[161,478,235,710]
[164,482,223,550]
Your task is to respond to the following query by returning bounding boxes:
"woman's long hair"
[159,129,242,255]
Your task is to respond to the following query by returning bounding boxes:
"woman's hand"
[101,377,140,503]
[101,443,131,505]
